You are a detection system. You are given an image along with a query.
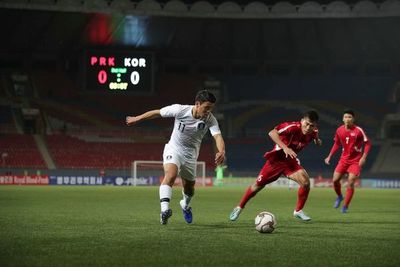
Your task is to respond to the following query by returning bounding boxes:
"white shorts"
[163,144,197,181]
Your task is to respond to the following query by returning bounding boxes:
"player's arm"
[126,109,161,126]
[324,135,340,165]
[359,139,371,167]
[213,133,226,166]
[268,129,297,159]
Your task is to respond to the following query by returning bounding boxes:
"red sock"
[333,180,342,196]
[295,187,310,211]
[239,186,258,208]
[344,188,354,207]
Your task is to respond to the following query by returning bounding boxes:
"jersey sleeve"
[275,122,297,136]
[357,126,371,155]
[329,128,341,156]
[363,139,371,155]
[208,115,221,136]
[159,104,181,118]
[333,129,341,144]
[356,126,369,142]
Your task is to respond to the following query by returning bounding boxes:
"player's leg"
[159,145,181,225]
[179,164,196,223]
[229,159,281,221]
[332,171,345,208]
[342,164,361,213]
[180,179,195,223]
[159,163,178,224]
[288,169,312,221]
[333,162,348,208]
[229,182,265,221]
[181,179,195,209]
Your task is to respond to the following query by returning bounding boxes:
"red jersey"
[330,125,371,162]
[264,121,319,159]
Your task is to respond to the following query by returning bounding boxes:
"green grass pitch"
[0,186,399,266]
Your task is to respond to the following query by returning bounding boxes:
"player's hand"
[215,151,225,166]
[324,157,330,165]
[314,138,322,146]
[283,147,297,159]
[126,116,138,126]
[359,157,366,167]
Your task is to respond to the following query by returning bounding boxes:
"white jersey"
[160,104,221,160]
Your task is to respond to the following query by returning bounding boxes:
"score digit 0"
[98,70,107,84]
[130,71,140,85]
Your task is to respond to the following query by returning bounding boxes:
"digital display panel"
[85,50,153,93]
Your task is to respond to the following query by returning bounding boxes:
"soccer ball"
[255,211,277,233]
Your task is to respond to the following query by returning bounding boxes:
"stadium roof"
[0,0,399,19]
[0,0,399,75]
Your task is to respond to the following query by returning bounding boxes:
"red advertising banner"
[0,175,49,185]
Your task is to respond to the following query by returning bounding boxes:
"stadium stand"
[44,133,215,171]
[0,105,17,134]
[216,73,396,174]
[371,140,400,174]
[0,134,46,168]
[45,134,162,169]
[0,105,13,124]
[31,70,205,128]
[0,7,398,177]
[1,70,394,175]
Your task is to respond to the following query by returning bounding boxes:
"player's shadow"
[185,223,284,235]
[188,222,249,230]
[161,222,253,231]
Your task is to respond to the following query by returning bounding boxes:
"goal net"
[131,160,207,186]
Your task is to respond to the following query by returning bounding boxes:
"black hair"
[303,110,319,122]
[195,90,216,104]
[343,109,355,117]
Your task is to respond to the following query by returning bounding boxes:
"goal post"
[131,160,206,186]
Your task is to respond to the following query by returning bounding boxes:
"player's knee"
[251,183,264,192]
[300,176,310,189]
[295,171,310,188]
[348,175,358,188]
[301,181,310,189]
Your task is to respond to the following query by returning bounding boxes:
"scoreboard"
[85,50,154,93]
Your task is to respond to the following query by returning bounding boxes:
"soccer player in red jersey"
[229,111,322,221]
[324,109,371,213]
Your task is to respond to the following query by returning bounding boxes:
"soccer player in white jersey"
[126,90,226,225]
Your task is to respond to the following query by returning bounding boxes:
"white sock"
[159,185,172,212]
[181,191,193,209]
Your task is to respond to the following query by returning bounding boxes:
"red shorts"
[256,156,303,187]
[335,161,361,177]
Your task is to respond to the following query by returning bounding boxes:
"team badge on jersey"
[197,122,205,130]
